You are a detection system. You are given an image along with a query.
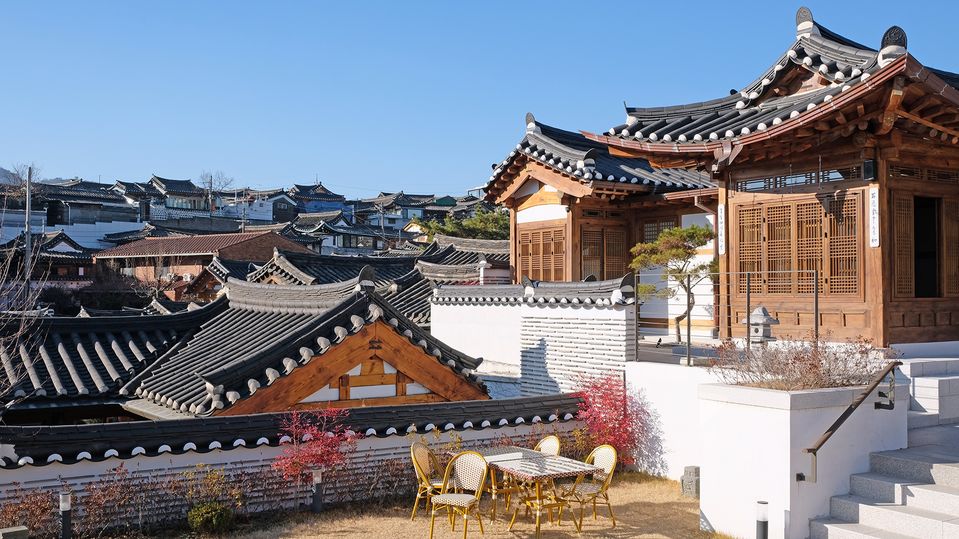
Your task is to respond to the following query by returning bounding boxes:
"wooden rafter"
[876,76,907,135]
[896,109,959,144]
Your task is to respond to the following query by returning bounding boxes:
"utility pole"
[23,167,33,305]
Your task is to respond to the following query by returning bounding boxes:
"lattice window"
[825,196,860,295]
[893,194,915,298]
[518,226,566,281]
[888,165,921,180]
[735,195,860,296]
[737,207,763,293]
[604,229,628,280]
[765,205,794,294]
[796,202,823,294]
[735,166,862,192]
[639,216,679,243]
[928,169,959,184]
[581,229,603,280]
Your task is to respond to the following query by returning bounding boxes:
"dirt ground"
[230,473,728,539]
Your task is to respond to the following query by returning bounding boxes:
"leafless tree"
[199,170,234,217]
[128,254,187,300]
[0,163,53,412]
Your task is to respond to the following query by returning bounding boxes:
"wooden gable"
[217,320,488,415]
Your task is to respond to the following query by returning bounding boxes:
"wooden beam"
[876,76,906,135]
[896,109,959,144]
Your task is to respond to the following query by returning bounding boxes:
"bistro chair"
[560,444,618,528]
[410,441,444,520]
[429,450,489,539]
[533,434,561,456]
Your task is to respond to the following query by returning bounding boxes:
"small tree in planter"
[273,408,360,511]
[630,224,716,343]
[574,374,663,473]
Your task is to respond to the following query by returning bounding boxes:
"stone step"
[912,395,941,413]
[810,518,921,539]
[908,410,940,430]
[899,359,959,378]
[850,472,959,514]
[870,447,959,488]
[830,495,959,538]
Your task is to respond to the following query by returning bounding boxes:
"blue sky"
[2,1,957,198]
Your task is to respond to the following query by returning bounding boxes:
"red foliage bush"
[575,373,652,466]
[272,408,360,482]
[0,483,57,536]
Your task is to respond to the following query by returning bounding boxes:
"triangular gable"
[218,319,488,415]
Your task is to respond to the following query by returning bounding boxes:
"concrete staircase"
[810,357,959,538]
[810,444,959,538]
[900,359,959,430]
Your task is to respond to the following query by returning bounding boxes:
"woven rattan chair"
[533,434,561,456]
[560,444,618,528]
[410,442,444,520]
[429,450,489,539]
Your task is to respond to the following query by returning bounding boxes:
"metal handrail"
[796,360,903,482]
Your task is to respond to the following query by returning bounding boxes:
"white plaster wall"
[698,380,908,539]
[1,221,145,249]
[516,204,567,224]
[625,362,721,480]
[431,302,522,375]
[891,341,959,359]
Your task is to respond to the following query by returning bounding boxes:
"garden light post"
[59,492,72,539]
[311,469,325,513]
[755,500,768,539]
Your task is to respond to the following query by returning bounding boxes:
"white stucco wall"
[625,362,722,480]
[516,204,567,224]
[698,380,908,539]
[431,302,522,375]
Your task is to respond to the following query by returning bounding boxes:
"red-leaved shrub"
[272,408,360,483]
[575,374,652,466]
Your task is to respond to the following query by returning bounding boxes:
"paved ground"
[230,473,727,539]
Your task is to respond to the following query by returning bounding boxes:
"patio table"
[460,446,601,537]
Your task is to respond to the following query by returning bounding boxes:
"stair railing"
[796,360,902,483]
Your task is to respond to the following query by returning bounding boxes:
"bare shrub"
[0,483,58,536]
[710,332,893,390]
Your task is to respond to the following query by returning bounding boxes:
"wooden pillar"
[507,201,517,284]
[717,172,732,339]
[874,149,891,347]
[567,200,578,281]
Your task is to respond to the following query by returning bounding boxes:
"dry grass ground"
[231,472,726,539]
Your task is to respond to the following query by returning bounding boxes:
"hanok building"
[288,183,348,213]
[488,7,959,347]
[0,231,96,290]
[0,277,487,425]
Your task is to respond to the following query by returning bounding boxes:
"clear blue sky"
[2,2,957,198]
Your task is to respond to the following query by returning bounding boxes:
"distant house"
[94,231,311,299]
[0,230,96,290]
[37,180,139,225]
[288,183,347,213]
[145,175,210,220]
[288,210,392,253]
[353,192,434,231]
[216,189,298,223]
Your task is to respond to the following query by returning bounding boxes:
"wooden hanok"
[218,320,488,416]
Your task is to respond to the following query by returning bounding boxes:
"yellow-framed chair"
[429,450,489,539]
[410,441,444,520]
[533,434,561,455]
[559,444,618,528]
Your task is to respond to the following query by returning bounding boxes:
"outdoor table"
[454,446,601,537]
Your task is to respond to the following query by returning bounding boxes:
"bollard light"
[60,492,72,539]
[311,469,325,513]
[756,500,768,539]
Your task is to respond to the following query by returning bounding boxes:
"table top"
[462,446,601,481]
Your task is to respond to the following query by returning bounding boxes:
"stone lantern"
[740,306,779,346]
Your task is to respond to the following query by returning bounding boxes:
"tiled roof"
[293,210,351,228]
[206,257,259,283]
[0,394,582,467]
[289,183,345,202]
[95,231,276,259]
[486,118,715,198]
[102,224,191,245]
[35,182,129,204]
[77,299,196,318]
[248,250,419,286]
[150,175,204,196]
[432,274,636,306]
[432,235,509,266]
[599,9,949,149]
[0,231,96,262]
[113,181,162,199]
[0,299,226,404]
[121,279,486,416]
[381,262,485,329]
